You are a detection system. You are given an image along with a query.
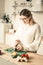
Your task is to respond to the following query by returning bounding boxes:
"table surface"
[0,44,43,65]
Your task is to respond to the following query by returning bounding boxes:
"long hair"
[20,9,36,24]
[20,9,32,18]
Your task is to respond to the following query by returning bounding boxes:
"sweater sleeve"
[23,25,41,52]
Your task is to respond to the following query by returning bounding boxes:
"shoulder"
[34,23,41,33]
[33,21,40,29]
[36,23,40,29]
[33,22,40,29]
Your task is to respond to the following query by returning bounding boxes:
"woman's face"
[20,15,32,24]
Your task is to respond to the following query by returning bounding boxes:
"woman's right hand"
[15,40,20,47]
[15,40,23,51]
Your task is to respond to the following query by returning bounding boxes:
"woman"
[14,9,41,52]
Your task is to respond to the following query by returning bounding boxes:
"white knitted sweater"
[14,21,41,52]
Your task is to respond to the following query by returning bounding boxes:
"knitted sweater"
[14,21,41,52]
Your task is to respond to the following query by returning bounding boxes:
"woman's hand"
[15,40,20,47]
[16,44,23,51]
[15,40,23,51]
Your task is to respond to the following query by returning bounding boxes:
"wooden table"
[0,44,43,65]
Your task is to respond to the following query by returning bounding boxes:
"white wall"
[5,0,14,18]
[5,0,30,18]
[0,23,4,43]
[0,0,5,18]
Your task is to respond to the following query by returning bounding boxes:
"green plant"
[2,14,11,23]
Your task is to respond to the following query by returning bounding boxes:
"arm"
[23,25,41,52]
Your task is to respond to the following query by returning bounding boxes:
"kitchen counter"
[0,44,43,65]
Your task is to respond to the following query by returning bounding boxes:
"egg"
[12,52,17,56]
[16,56,22,62]
[22,57,28,62]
